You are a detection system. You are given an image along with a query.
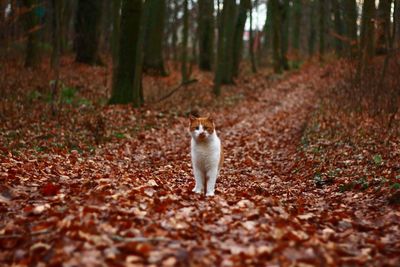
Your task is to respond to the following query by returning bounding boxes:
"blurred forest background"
[0,0,399,106]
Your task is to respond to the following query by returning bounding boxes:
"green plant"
[339,182,355,192]
[373,154,383,166]
[391,183,400,190]
[356,177,369,190]
[61,86,77,104]
[27,90,42,102]
[114,132,125,139]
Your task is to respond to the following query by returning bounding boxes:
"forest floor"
[0,57,400,266]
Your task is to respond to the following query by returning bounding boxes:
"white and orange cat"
[189,115,223,196]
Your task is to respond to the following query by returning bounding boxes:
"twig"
[110,235,170,243]
[155,79,198,103]
[0,229,56,239]
[0,234,22,239]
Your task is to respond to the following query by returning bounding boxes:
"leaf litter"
[0,58,399,266]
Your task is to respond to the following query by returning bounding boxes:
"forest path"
[96,67,325,266]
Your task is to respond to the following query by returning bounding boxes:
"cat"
[189,114,223,196]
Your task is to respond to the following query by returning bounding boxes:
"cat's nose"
[199,132,206,138]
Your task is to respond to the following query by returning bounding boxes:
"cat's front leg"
[205,167,218,196]
[192,166,204,194]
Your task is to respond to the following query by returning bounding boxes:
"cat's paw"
[192,187,203,194]
[205,191,215,197]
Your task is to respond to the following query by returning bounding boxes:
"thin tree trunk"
[109,0,142,105]
[219,0,236,84]
[214,0,236,95]
[308,0,316,57]
[198,0,214,71]
[332,0,344,56]
[271,0,282,73]
[281,0,290,69]
[360,0,375,62]
[50,0,62,115]
[134,0,151,106]
[319,0,325,61]
[112,0,121,63]
[376,0,392,55]
[0,1,5,51]
[143,0,167,76]
[74,0,104,65]
[343,0,357,57]
[223,0,237,83]
[23,0,41,68]
[51,0,62,68]
[172,0,179,63]
[60,0,73,53]
[213,0,223,96]
[357,0,376,81]
[181,0,189,82]
[261,0,272,64]
[232,0,251,77]
[395,0,400,49]
[291,0,301,58]
[249,1,257,73]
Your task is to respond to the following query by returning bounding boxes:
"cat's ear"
[206,114,214,123]
[189,114,197,122]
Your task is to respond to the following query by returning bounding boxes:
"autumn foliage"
[0,54,399,266]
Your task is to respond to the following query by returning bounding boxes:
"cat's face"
[189,115,215,141]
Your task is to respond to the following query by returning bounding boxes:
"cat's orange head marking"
[189,115,215,140]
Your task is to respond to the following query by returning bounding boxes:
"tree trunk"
[0,0,6,50]
[74,0,104,65]
[271,0,283,73]
[217,0,236,84]
[281,0,290,69]
[343,0,357,57]
[291,0,301,57]
[51,0,62,68]
[198,0,214,71]
[214,0,236,95]
[171,0,179,63]
[332,0,344,56]
[223,0,236,84]
[376,0,392,54]
[395,0,400,49]
[261,0,273,64]
[232,0,250,77]
[112,0,121,63]
[181,0,189,82]
[249,1,257,73]
[109,0,142,105]
[360,0,375,62]
[50,0,62,115]
[59,0,73,53]
[214,0,224,96]
[308,0,316,57]
[318,0,325,61]
[134,0,151,105]
[23,0,41,68]
[143,0,167,76]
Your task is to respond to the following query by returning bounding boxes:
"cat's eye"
[195,126,199,130]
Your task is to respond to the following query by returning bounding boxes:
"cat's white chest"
[191,135,221,171]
